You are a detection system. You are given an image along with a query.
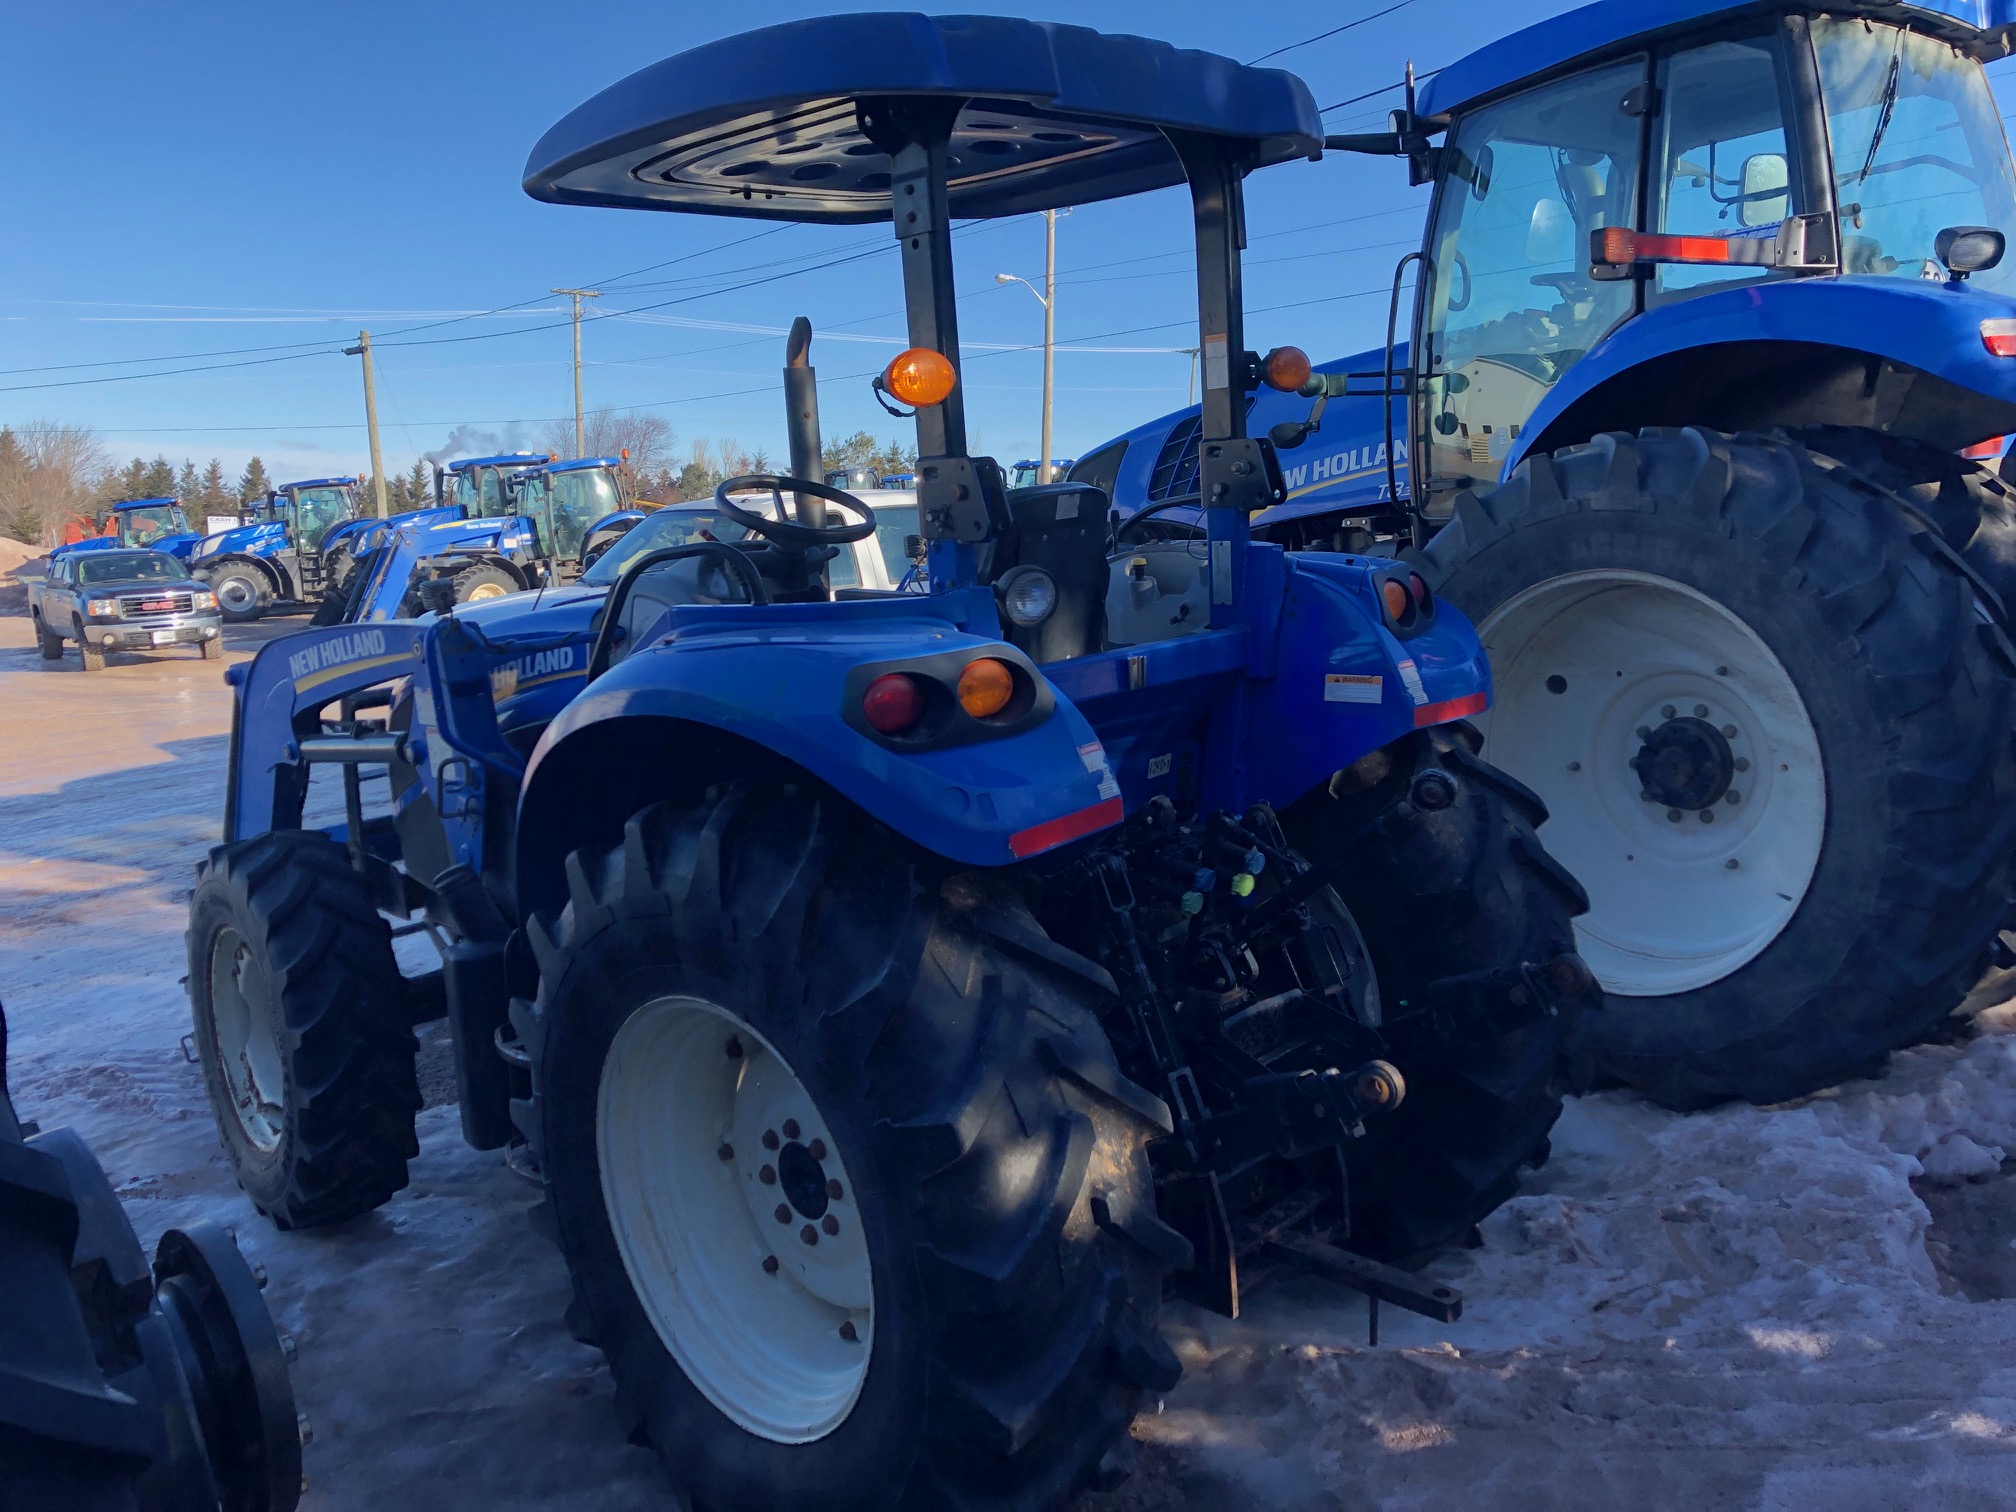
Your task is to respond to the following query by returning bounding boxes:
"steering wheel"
[1531,270,1596,302]
[713,475,878,549]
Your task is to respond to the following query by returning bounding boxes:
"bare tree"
[541,409,676,475]
[0,420,110,546]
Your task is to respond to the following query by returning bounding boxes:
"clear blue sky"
[3,1,2010,485]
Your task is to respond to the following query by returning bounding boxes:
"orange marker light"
[1263,346,1313,393]
[1381,578,1411,624]
[883,348,958,408]
[956,657,1015,719]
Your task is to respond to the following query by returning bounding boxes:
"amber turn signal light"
[883,348,958,408]
[956,658,1015,719]
[1380,578,1412,625]
[1263,346,1313,393]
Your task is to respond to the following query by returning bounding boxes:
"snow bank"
[0,536,43,575]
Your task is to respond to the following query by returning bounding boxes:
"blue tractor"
[53,496,202,562]
[1097,0,2016,1112]
[183,19,1599,1509]
[190,475,364,622]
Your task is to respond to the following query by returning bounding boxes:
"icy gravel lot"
[3,611,2015,1511]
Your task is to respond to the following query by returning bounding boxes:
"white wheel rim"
[598,996,873,1444]
[206,927,286,1152]
[216,576,258,613]
[464,582,509,602]
[1478,570,1826,997]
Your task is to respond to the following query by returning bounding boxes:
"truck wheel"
[33,612,62,660]
[1283,724,1598,1257]
[520,783,1177,1511]
[74,619,104,672]
[204,557,272,623]
[1422,428,2016,1109]
[186,830,420,1229]
[449,562,520,604]
[200,635,225,661]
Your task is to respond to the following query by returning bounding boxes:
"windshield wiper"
[1844,33,1905,224]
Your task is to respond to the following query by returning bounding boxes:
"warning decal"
[1324,673,1383,704]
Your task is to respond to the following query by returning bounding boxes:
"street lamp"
[995,208,1058,485]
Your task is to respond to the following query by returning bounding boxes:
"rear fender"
[1243,553,1489,805]
[514,593,1121,916]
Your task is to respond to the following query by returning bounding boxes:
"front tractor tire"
[1284,723,1598,1257]
[1423,427,2016,1109]
[204,556,274,623]
[448,561,521,604]
[186,830,421,1229]
[519,783,1179,1512]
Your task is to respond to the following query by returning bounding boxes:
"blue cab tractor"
[1009,457,1075,487]
[191,476,364,622]
[1095,0,2016,1111]
[53,496,202,562]
[184,19,1599,1510]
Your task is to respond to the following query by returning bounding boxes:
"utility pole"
[552,288,601,457]
[343,330,388,519]
[995,207,1060,485]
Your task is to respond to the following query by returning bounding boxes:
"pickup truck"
[29,549,224,670]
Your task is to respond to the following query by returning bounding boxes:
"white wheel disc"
[464,582,509,602]
[597,996,873,1444]
[1478,570,1826,998]
[205,927,286,1151]
[215,576,260,614]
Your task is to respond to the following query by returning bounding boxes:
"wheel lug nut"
[717,1143,734,1162]
[1661,704,1676,719]
[1693,703,1709,718]
[839,1321,859,1342]
[774,1204,792,1224]
[782,1119,801,1141]
[1734,757,1749,772]
[725,1036,743,1061]
[822,1214,840,1236]
[1699,810,1716,823]
[1637,726,1652,740]
[762,1254,779,1274]
[1716,665,1730,676]
[1725,791,1741,805]
[808,1139,827,1161]
[762,1129,779,1151]
[800,1224,819,1246]
[827,1178,843,1200]
[1721,725,1738,739]
[1667,809,1683,823]
[760,1165,777,1185]
[1725,859,1741,870]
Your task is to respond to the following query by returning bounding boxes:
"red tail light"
[862,673,926,734]
[1981,320,2016,358]
[1408,572,1432,612]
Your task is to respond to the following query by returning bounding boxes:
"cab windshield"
[81,551,189,584]
[290,487,352,548]
[121,504,188,545]
[546,468,623,559]
[452,467,536,516]
[1813,19,2016,293]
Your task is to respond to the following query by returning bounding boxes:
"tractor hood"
[194,520,289,562]
[1422,0,2016,118]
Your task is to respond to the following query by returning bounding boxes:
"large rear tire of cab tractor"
[309,547,378,627]
[517,783,1180,1511]
[186,830,421,1229]
[1283,724,1599,1258]
[203,557,273,624]
[1422,427,2016,1110]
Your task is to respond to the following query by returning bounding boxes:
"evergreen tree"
[405,458,432,512]
[199,460,229,515]
[175,459,201,504]
[111,457,150,503]
[140,455,176,498]
[238,456,272,505]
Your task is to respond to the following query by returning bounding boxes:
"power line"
[1248,1,1417,66]
[1320,66,1445,114]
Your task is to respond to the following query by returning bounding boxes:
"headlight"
[996,565,1058,628]
[87,598,118,616]
[191,590,218,610]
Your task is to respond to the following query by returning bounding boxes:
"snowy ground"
[3,609,2015,1510]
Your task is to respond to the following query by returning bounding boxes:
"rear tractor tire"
[203,557,273,624]
[449,561,521,605]
[186,830,421,1229]
[518,783,1179,1512]
[1422,427,2016,1109]
[1283,723,1599,1258]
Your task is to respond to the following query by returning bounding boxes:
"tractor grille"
[1144,393,1259,504]
[118,592,193,617]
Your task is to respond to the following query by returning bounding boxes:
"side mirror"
[1270,420,1316,451]
[1937,225,2006,279]
[1739,153,1790,228]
